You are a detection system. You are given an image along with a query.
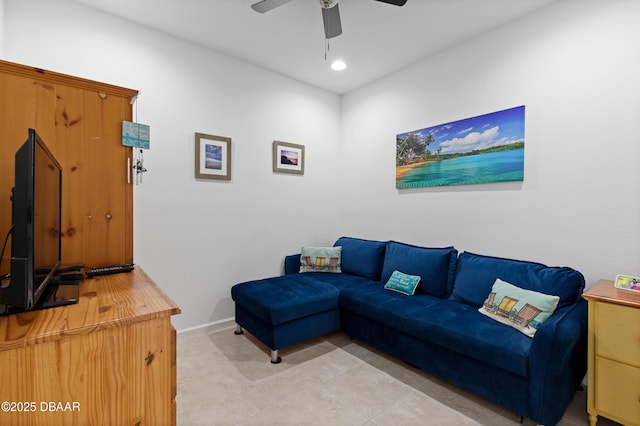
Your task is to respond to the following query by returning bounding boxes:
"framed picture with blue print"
[195,132,231,180]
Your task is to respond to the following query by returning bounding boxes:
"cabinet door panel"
[77,89,133,266]
[0,73,57,273]
[0,317,173,425]
[596,356,640,425]
[0,60,136,269]
[54,84,86,264]
[596,302,640,366]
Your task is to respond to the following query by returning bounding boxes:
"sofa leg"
[270,349,282,364]
[234,324,243,335]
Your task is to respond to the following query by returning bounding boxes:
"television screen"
[32,132,62,296]
[0,129,62,310]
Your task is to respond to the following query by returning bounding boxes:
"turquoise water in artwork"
[397,148,524,189]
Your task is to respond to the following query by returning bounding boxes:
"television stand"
[0,266,180,425]
[39,281,80,308]
[0,282,79,316]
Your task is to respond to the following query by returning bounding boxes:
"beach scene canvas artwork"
[396,106,525,189]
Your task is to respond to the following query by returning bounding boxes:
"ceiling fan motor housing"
[317,0,341,8]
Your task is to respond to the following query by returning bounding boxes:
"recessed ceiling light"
[331,60,347,71]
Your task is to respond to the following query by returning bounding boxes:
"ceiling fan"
[251,0,408,39]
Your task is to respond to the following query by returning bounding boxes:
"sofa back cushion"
[380,241,458,297]
[451,251,585,309]
[334,237,386,281]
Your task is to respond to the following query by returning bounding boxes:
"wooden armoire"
[0,60,180,426]
[0,59,138,273]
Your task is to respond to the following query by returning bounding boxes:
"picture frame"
[195,132,231,180]
[396,105,525,189]
[273,141,304,175]
[613,274,640,293]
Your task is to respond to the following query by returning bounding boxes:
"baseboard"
[177,317,235,338]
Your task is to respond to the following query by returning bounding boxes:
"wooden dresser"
[0,267,180,425]
[583,279,640,426]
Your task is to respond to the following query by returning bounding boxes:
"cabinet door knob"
[105,214,113,220]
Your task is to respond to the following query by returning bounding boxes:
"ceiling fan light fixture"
[331,59,347,71]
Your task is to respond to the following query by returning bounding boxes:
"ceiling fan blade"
[374,0,408,6]
[251,0,296,13]
[322,4,343,39]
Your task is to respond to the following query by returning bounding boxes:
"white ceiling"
[70,0,556,94]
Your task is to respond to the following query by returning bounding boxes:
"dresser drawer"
[596,301,640,366]
[596,356,640,425]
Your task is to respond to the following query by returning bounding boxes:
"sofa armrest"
[527,299,588,425]
[284,254,301,275]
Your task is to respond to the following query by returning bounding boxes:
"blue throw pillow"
[334,237,386,281]
[380,241,458,297]
[478,278,560,337]
[451,252,585,309]
[384,270,421,295]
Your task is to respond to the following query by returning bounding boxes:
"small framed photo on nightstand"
[614,274,640,293]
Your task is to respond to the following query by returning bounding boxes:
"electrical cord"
[0,226,14,283]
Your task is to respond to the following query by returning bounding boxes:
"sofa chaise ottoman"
[231,274,341,363]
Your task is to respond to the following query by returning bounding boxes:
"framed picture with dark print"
[273,141,304,175]
[195,132,231,180]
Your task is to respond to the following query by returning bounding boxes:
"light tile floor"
[177,326,620,426]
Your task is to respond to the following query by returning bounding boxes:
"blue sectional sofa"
[231,236,588,425]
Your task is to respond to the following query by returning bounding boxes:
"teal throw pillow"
[384,270,421,296]
[478,278,560,337]
[300,246,342,273]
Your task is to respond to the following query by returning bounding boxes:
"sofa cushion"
[380,241,458,297]
[334,237,386,281]
[230,274,339,325]
[478,278,560,337]
[407,299,533,377]
[451,252,584,309]
[340,284,440,331]
[300,246,342,273]
[294,271,375,291]
[384,270,421,295]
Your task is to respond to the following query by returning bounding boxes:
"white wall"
[3,0,639,330]
[0,0,4,56]
[341,0,640,288]
[2,0,342,330]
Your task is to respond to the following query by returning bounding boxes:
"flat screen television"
[0,129,77,312]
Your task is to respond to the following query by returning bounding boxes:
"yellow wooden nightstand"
[583,279,640,426]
